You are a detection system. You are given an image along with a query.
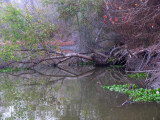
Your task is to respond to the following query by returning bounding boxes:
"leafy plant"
[0,67,27,73]
[0,44,20,61]
[0,4,56,61]
[103,84,160,103]
[79,60,95,66]
[127,73,148,79]
[107,57,116,63]
[109,65,125,68]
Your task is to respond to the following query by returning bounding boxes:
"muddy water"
[0,66,160,120]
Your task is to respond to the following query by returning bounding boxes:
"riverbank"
[0,45,159,89]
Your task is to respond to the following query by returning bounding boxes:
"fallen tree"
[1,44,159,74]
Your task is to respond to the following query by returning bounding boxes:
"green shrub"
[0,4,55,61]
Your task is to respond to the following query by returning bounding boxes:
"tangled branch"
[103,0,160,46]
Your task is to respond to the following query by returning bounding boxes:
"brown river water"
[0,65,160,120]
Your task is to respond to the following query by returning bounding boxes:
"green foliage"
[103,84,160,102]
[79,60,95,66]
[0,67,27,73]
[0,4,56,61]
[0,4,55,44]
[109,65,125,68]
[103,84,138,93]
[103,84,160,103]
[43,0,103,23]
[127,73,148,79]
[56,0,78,19]
[0,44,20,61]
[107,57,116,63]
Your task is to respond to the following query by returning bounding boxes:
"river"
[0,65,160,120]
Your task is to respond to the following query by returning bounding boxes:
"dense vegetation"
[103,84,160,103]
[0,4,55,61]
[43,0,160,48]
[0,0,159,62]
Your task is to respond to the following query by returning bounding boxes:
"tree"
[103,0,160,47]
[43,0,106,52]
[0,4,55,61]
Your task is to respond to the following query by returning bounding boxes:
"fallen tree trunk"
[1,45,160,73]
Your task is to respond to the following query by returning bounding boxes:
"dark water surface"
[0,66,160,120]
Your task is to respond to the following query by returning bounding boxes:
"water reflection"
[0,66,160,120]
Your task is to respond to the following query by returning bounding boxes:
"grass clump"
[103,84,160,103]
